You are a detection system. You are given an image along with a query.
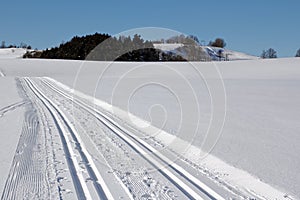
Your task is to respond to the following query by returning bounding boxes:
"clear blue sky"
[1,0,299,57]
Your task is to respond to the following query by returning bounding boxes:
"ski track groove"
[1,102,46,200]
[24,78,91,200]
[24,78,114,200]
[0,101,29,117]
[35,92,63,200]
[40,77,225,200]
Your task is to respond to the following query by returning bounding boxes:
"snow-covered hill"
[0,46,259,61]
[154,43,259,61]
[0,48,28,59]
[206,46,259,61]
[153,43,184,51]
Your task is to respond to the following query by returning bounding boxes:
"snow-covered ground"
[153,43,184,51]
[206,46,259,60]
[0,48,28,59]
[0,54,299,199]
[0,77,25,195]
[153,43,259,61]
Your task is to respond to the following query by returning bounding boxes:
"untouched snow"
[206,46,259,60]
[153,43,184,51]
[0,48,28,59]
[153,43,259,60]
[0,57,300,199]
[223,49,259,60]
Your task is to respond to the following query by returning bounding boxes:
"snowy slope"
[206,46,259,60]
[153,43,259,61]
[153,43,184,51]
[0,57,299,199]
[0,48,28,59]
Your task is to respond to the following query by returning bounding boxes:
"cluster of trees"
[261,48,277,59]
[175,45,210,61]
[25,33,225,61]
[158,34,200,45]
[86,34,158,61]
[261,48,300,59]
[153,35,211,61]
[1,41,32,49]
[23,50,43,58]
[208,38,226,48]
[41,33,110,60]
[4,33,300,59]
[155,35,226,49]
[38,33,186,61]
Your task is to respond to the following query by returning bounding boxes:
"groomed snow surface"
[0,51,299,199]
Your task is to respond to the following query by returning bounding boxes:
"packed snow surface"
[0,56,299,199]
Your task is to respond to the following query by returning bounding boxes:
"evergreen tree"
[267,48,277,58]
[261,50,267,58]
[209,38,226,48]
[261,48,277,59]
[296,49,300,57]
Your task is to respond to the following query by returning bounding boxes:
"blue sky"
[1,0,299,57]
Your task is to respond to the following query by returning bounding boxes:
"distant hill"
[33,33,186,61]
[154,43,259,61]
[205,46,259,61]
[0,48,29,59]
[154,43,211,61]
[20,32,259,61]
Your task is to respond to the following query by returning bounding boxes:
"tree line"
[26,33,226,61]
[155,35,227,48]
[260,48,300,58]
[5,32,298,60]
[261,48,277,59]
[31,33,187,61]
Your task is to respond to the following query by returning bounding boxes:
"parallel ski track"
[0,101,29,117]
[24,78,114,200]
[40,77,225,200]
[1,107,46,200]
